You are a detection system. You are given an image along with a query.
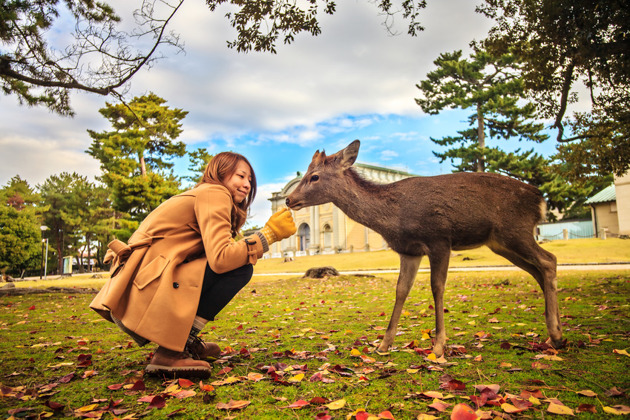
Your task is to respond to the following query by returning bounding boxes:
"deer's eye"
[310,174,319,182]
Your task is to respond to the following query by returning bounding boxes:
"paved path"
[253,263,630,277]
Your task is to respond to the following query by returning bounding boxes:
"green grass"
[1,266,629,418]
[252,238,630,275]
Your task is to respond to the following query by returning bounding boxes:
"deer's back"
[383,172,544,254]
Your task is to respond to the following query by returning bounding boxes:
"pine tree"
[87,93,188,227]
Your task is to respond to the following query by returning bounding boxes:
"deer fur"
[286,140,563,355]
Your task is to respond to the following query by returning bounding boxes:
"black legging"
[196,263,253,321]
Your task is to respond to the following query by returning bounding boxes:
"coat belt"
[104,235,155,265]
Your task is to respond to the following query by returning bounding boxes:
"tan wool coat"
[90,183,265,351]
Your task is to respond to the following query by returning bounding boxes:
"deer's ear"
[341,140,360,169]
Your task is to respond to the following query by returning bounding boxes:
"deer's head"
[285,140,360,210]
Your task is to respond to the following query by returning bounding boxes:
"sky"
[0,0,560,227]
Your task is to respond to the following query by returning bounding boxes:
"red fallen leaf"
[577,404,597,413]
[521,389,544,399]
[77,354,92,367]
[236,324,243,330]
[315,412,332,420]
[138,395,156,403]
[283,399,310,409]
[356,412,373,420]
[310,397,329,404]
[129,379,146,391]
[217,367,232,375]
[198,381,215,392]
[217,399,251,410]
[440,379,466,391]
[177,378,194,388]
[510,397,533,410]
[29,305,36,310]
[59,373,75,383]
[378,410,395,419]
[45,400,65,410]
[107,383,124,390]
[470,394,488,408]
[500,342,512,350]
[451,403,478,420]
[148,395,166,409]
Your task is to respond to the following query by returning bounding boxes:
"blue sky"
[0,0,562,227]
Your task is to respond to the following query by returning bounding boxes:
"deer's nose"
[285,198,291,206]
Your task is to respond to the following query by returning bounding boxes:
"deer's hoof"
[432,343,445,357]
[548,337,567,350]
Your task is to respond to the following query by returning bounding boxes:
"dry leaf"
[326,398,346,410]
[547,402,574,416]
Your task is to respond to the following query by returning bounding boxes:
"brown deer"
[285,140,563,356]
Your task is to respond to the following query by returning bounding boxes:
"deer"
[285,140,564,356]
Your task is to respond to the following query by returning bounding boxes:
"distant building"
[267,163,413,257]
[585,173,630,238]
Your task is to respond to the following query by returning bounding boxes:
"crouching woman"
[90,152,296,378]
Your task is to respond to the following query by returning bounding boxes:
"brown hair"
[197,152,257,237]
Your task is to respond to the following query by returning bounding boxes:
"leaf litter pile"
[1,270,629,419]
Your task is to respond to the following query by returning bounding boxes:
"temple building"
[267,163,413,257]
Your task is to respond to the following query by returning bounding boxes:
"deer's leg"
[488,240,563,348]
[428,245,451,356]
[377,254,422,352]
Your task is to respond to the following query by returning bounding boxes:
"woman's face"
[225,160,252,204]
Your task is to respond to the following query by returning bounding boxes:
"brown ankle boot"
[146,346,211,378]
[186,335,221,360]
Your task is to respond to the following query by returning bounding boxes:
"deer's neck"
[332,170,396,235]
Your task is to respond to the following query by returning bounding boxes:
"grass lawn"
[1,239,629,419]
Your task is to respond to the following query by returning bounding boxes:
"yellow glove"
[260,208,297,245]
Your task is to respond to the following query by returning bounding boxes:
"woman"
[90,152,296,378]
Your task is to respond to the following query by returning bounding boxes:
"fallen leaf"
[288,373,304,383]
[576,390,597,397]
[216,399,250,410]
[326,398,346,410]
[603,405,630,415]
[177,378,194,388]
[148,395,166,409]
[576,404,597,413]
[548,402,574,416]
[283,400,310,409]
[451,403,477,420]
[613,349,630,357]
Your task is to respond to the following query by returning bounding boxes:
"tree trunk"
[476,104,486,172]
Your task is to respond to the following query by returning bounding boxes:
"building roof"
[585,184,616,204]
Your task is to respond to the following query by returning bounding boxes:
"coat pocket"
[133,255,169,290]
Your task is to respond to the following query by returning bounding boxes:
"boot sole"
[146,364,211,379]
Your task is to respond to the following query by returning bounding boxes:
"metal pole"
[40,240,45,279]
[44,238,49,280]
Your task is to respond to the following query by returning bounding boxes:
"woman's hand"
[260,208,297,244]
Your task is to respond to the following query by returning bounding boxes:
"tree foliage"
[0,176,42,277]
[478,0,630,178]
[0,0,184,115]
[39,172,91,274]
[416,48,546,172]
[415,47,607,217]
[86,93,187,228]
[2,0,426,115]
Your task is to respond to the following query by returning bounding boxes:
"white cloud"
[0,0,494,188]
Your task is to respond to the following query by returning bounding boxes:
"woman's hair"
[197,152,257,236]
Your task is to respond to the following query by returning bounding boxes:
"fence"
[536,220,594,241]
